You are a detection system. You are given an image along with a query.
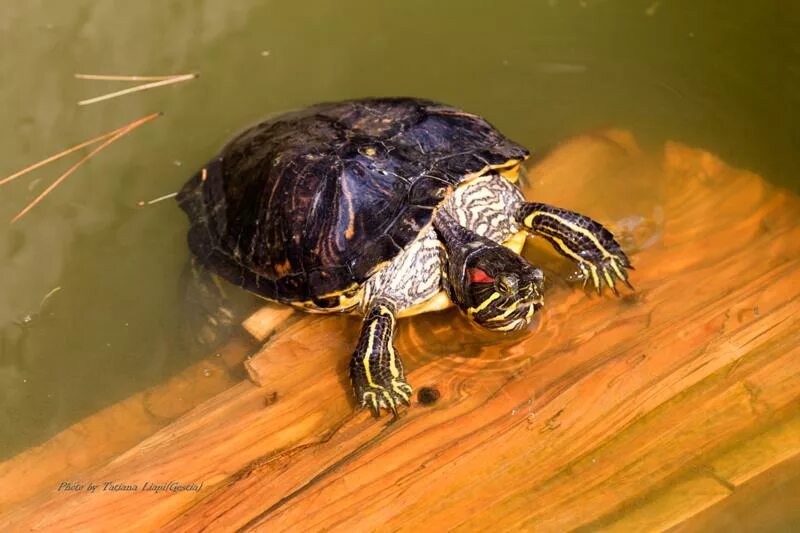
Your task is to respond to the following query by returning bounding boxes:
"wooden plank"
[605,477,732,533]
[672,452,800,532]
[602,415,800,532]
[0,270,296,513]
[711,414,800,487]
[2,131,799,531]
[241,303,296,344]
[0,337,253,513]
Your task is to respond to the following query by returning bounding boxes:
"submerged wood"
[1,131,799,530]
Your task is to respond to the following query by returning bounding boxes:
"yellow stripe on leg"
[362,320,384,390]
[392,381,411,402]
[378,306,400,379]
[539,231,602,291]
[524,211,616,261]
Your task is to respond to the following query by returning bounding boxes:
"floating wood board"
[2,131,799,531]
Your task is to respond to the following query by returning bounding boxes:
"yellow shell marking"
[463,159,525,182]
[498,163,522,182]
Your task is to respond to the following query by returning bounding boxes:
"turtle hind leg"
[349,298,412,417]
[516,202,633,295]
[178,257,239,351]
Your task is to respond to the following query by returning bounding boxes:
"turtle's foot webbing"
[517,202,633,295]
[349,299,412,417]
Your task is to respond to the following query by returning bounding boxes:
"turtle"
[177,97,632,416]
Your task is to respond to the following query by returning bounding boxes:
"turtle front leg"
[349,298,412,417]
[516,202,633,294]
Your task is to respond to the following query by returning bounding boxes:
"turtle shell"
[177,97,528,308]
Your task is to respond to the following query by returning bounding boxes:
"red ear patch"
[468,268,494,284]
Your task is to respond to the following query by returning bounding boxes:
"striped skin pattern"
[361,227,444,312]
[355,174,527,414]
[349,299,412,415]
[354,175,632,415]
[433,194,544,334]
[439,174,525,243]
[362,174,523,314]
[517,203,632,294]
[354,174,546,414]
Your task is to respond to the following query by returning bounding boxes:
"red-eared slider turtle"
[177,97,632,416]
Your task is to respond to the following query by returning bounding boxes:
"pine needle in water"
[137,191,178,207]
[0,125,133,187]
[8,112,162,224]
[75,73,189,81]
[77,73,198,106]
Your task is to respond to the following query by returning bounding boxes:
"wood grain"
[2,131,799,531]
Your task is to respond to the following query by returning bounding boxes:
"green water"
[0,0,798,463]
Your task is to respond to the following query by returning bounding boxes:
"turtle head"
[462,247,544,332]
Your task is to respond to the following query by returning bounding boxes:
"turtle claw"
[363,391,381,417]
[608,279,620,297]
[622,275,634,290]
[358,380,413,418]
[577,253,633,297]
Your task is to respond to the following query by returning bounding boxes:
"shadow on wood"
[2,130,799,531]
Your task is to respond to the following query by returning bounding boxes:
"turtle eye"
[495,273,519,295]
